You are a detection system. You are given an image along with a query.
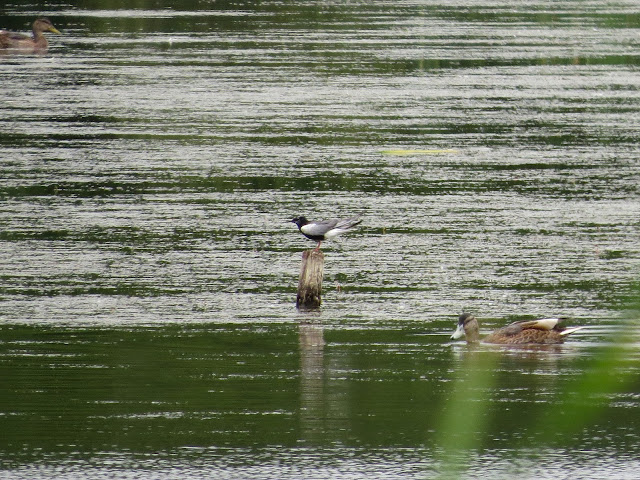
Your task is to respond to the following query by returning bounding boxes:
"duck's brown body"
[0,18,60,51]
[482,321,567,344]
[451,313,583,345]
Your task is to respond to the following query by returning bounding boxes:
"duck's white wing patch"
[560,326,585,336]
[531,318,560,330]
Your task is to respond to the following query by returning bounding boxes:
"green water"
[2,321,640,478]
[1,0,640,478]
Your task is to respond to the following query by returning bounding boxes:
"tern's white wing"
[300,219,339,237]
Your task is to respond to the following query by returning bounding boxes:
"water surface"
[1,1,640,478]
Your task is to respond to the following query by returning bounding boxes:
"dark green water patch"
[0,281,191,298]
[2,320,639,469]
[1,171,632,201]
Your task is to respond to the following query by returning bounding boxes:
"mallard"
[0,17,60,51]
[450,312,583,345]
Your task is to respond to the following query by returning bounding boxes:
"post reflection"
[298,317,326,443]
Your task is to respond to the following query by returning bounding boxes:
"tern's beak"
[451,323,465,340]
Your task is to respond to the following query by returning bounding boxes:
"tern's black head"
[291,216,309,228]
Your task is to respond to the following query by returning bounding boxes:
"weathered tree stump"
[296,249,324,309]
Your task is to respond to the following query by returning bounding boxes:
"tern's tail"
[336,216,362,230]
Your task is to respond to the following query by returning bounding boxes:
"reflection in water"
[299,317,326,444]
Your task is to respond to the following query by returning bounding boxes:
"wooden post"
[296,249,324,309]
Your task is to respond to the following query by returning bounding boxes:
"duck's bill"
[49,27,61,34]
[450,324,465,340]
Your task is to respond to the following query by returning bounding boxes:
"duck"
[291,215,362,251]
[450,312,583,345]
[0,17,60,52]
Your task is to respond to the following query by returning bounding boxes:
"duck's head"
[33,17,60,35]
[451,313,480,343]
